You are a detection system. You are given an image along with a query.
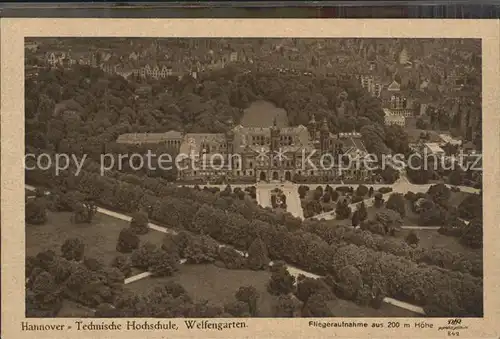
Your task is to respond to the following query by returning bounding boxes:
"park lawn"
[329,299,419,317]
[396,229,481,257]
[56,299,95,317]
[26,211,164,266]
[127,264,420,317]
[126,264,276,316]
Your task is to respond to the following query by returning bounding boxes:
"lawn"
[126,264,276,316]
[395,229,481,257]
[126,264,420,317]
[329,299,419,317]
[26,211,165,266]
[57,299,95,317]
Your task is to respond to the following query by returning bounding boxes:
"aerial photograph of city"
[24,37,483,319]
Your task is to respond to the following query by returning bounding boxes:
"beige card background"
[2,18,500,339]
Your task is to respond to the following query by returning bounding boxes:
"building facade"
[116,117,374,183]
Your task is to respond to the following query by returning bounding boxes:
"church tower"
[320,118,330,152]
[270,117,281,153]
[225,117,235,154]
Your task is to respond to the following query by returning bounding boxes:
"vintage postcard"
[1,18,500,338]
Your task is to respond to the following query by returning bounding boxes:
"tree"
[235,286,259,316]
[380,166,400,184]
[111,255,132,278]
[131,242,159,270]
[460,217,482,249]
[218,246,246,269]
[246,238,269,270]
[427,183,451,209]
[84,257,104,272]
[405,231,420,246]
[130,210,149,235]
[26,199,48,225]
[268,265,295,295]
[351,210,360,227]
[224,301,251,317]
[357,201,368,221]
[336,265,363,300]
[296,276,335,303]
[373,192,384,208]
[149,250,179,277]
[448,168,464,186]
[355,185,368,197]
[272,294,303,317]
[301,293,334,317]
[386,193,406,217]
[298,185,309,199]
[416,118,428,129]
[61,238,85,261]
[72,198,97,224]
[116,228,140,253]
[183,234,219,264]
[335,199,351,220]
[368,187,374,197]
[28,271,62,316]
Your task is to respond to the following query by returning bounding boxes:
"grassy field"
[126,264,276,316]
[126,264,419,317]
[395,229,481,257]
[57,299,95,317]
[329,299,419,317]
[26,211,164,265]
[240,100,289,127]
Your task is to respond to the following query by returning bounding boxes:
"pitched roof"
[116,131,183,144]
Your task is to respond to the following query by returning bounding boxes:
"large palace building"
[116,116,374,183]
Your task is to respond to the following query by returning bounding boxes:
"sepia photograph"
[23,36,484,320]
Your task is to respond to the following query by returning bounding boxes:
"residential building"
[384,108,406,127]
[424,142,445,157]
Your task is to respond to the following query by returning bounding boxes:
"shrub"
[83,257,104,272]
[130,210,149,235]
[116,228,140,253]
[111,255,132,278]
[378,187,393,194]
[405,231,420,246]
[246,238,270,270]
[149,250,179,277]
[351,196,363,204]
[268,265,295,295]
[386,193,406,217]
[184,234,219,264]
[272,294,303,317]
[301,293,334,317]
[26,199,47,225]
[355,185,369,197]
[131,242,159,269]
[336,265,363,300]
[218,246,246,269]
[224,301,251,317]
[404,191,417,202]
[235,286,259,316]
[61,238,85,261]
